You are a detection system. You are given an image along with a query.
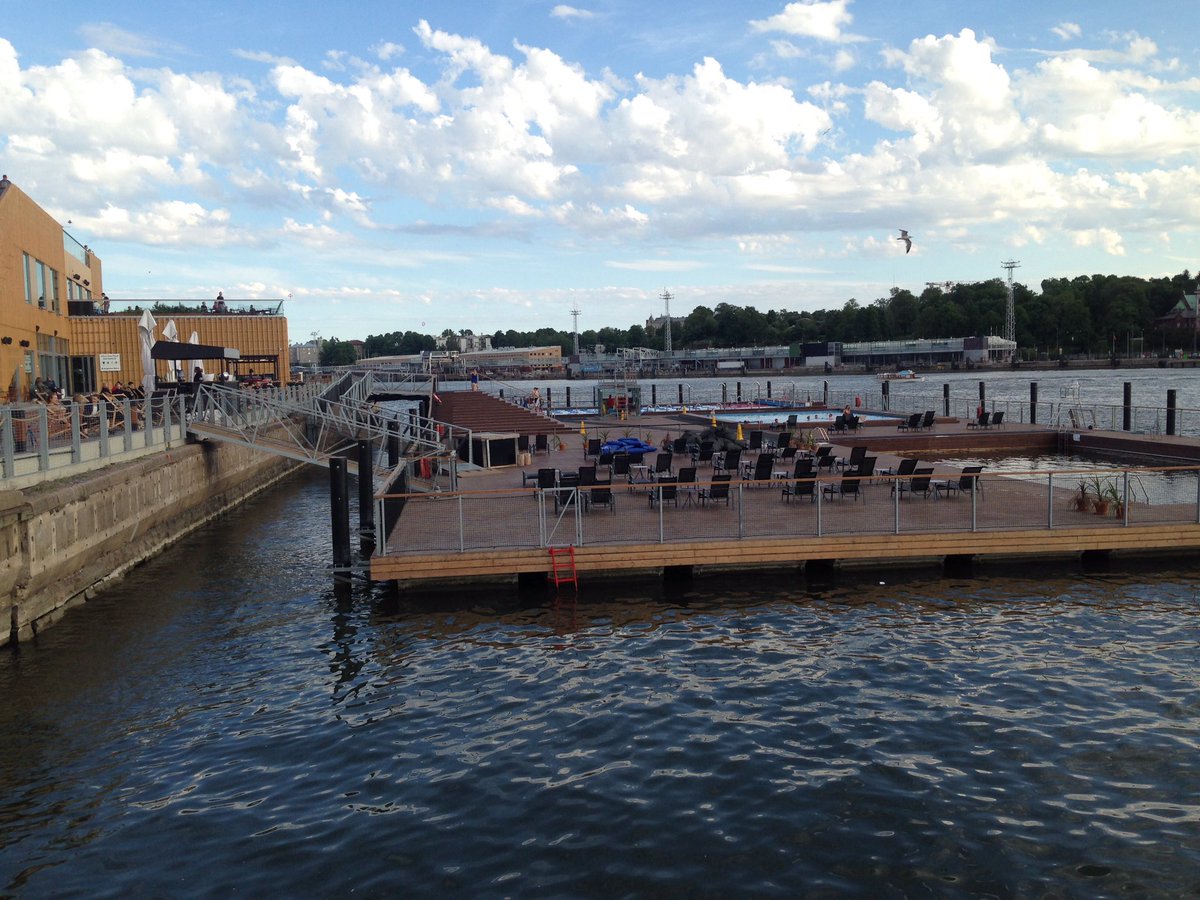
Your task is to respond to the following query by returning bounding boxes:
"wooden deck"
[370,415,1200,583]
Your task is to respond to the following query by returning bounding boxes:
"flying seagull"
[897,229,912,253]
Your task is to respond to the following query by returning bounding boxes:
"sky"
[2,1,1198,345]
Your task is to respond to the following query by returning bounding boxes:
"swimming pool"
[714,410,898,425]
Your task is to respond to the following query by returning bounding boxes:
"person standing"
[193,366,204,383]
[470,368,480,391]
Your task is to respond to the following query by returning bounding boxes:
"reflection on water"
[2,470,1199,896]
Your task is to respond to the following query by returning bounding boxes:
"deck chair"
[815,449,837,473]
[897,467,934,499]
[848,455,876,484]
[782,459,816,503]
[555,472,581,512]
[920,410,936,430]
[887,458,919,493]
[777,445,798,464]
[692,440,715,466]
[536,468,557,492]
[590,478,616,513]
[714,448,742,477]
[598,449,614,470]
[899,412,922,431]
[747,452,775,486]
[653,452,674,480]
[822,472,863,502]
[649,476,678,508]
[786,414,798,429]
[672,436,690,455]
[535,433,550,454]
[772,432,792,453]
[612,452,632,482]
[845,414,860,432]
[967,411,990,429]
[698,473,732,507]
[518,434,531,455]
[748,430,764,452]
[838,445,867,471]
[935,465,984,499]
[990,411,1005,428]
[833,414,847,433]
[585,437,601,459]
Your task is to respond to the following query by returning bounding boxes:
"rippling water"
[2,469,1199,897]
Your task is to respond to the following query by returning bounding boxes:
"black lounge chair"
[899,412,922,431]
[535,433,550,454]
[747,453,775,485]
[612,452,632,482]
[935,465,984,499]
[585,437,601,459]
[897,467,934,499]
[692,440,715,466]
[782,459,816,503]
[887,458,919,492]
[590,478,616,513]
[714,448,742,477]
[838,445,867,472]
[920,410,936,430]
[786,414,798,428]
[649,476,679,508]
[822,472,863,502]
[991,411,1005,428]
[776,445,798,463]
[672,436,690,455]
[748,430,764,453]
[653,452,674,480]
[967,411,991,429]
[698,474,732,507]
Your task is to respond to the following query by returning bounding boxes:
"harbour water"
[2,370,1200,896]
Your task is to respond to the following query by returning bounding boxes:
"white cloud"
[1051,22,1082,41]
[750,1,860,43]
[550,5,595,21]
[1072,227,1125,255]
[77,22,187,59]
[606,259,707,272]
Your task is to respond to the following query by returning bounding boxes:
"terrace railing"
[374,465,1200,557]
[1,395,189,485]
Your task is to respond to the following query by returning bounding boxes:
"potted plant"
[550,434,566,452]
[1089,476,1112,516]
[1071,480,1092,513]
[1103,481,1124,518]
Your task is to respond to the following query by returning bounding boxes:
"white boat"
[878,370,924,381]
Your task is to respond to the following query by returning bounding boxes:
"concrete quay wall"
[2,440,301,647]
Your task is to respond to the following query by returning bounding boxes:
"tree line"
[319,270,1198,364]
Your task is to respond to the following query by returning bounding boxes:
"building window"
[23,253,33,303]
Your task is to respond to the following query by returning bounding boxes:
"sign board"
[99,353,121,371]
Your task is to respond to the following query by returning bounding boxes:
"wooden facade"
[0,178,289,398]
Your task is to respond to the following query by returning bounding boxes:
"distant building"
[434,332,492,352]
[290,340,321,367]
[645,314,685,332]
[1155,293,1199,331]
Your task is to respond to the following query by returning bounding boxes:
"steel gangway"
[187,373,442,479]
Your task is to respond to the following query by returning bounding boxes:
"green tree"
[320,338,358,366]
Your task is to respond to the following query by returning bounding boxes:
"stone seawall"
[2,440,301,646]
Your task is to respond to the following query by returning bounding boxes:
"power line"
[1001,259,1021,345]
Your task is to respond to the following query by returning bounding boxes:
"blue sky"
[2,1,1197,344]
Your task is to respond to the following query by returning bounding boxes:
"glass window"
[35,261,46,308]
[23,253,33,303]
[47,267,59,313]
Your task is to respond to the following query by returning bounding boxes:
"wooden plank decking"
[370,416,1200,583]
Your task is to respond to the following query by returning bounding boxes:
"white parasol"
[138,309,157,395]
[189,330,202,381]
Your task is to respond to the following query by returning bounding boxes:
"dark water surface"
[2,470,1199,897]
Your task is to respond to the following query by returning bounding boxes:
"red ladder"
[548,546,578,592]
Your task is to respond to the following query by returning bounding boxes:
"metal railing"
[373,464,1200,556]
[2,395,189,483]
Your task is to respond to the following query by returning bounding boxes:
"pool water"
[714,410,898,425]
